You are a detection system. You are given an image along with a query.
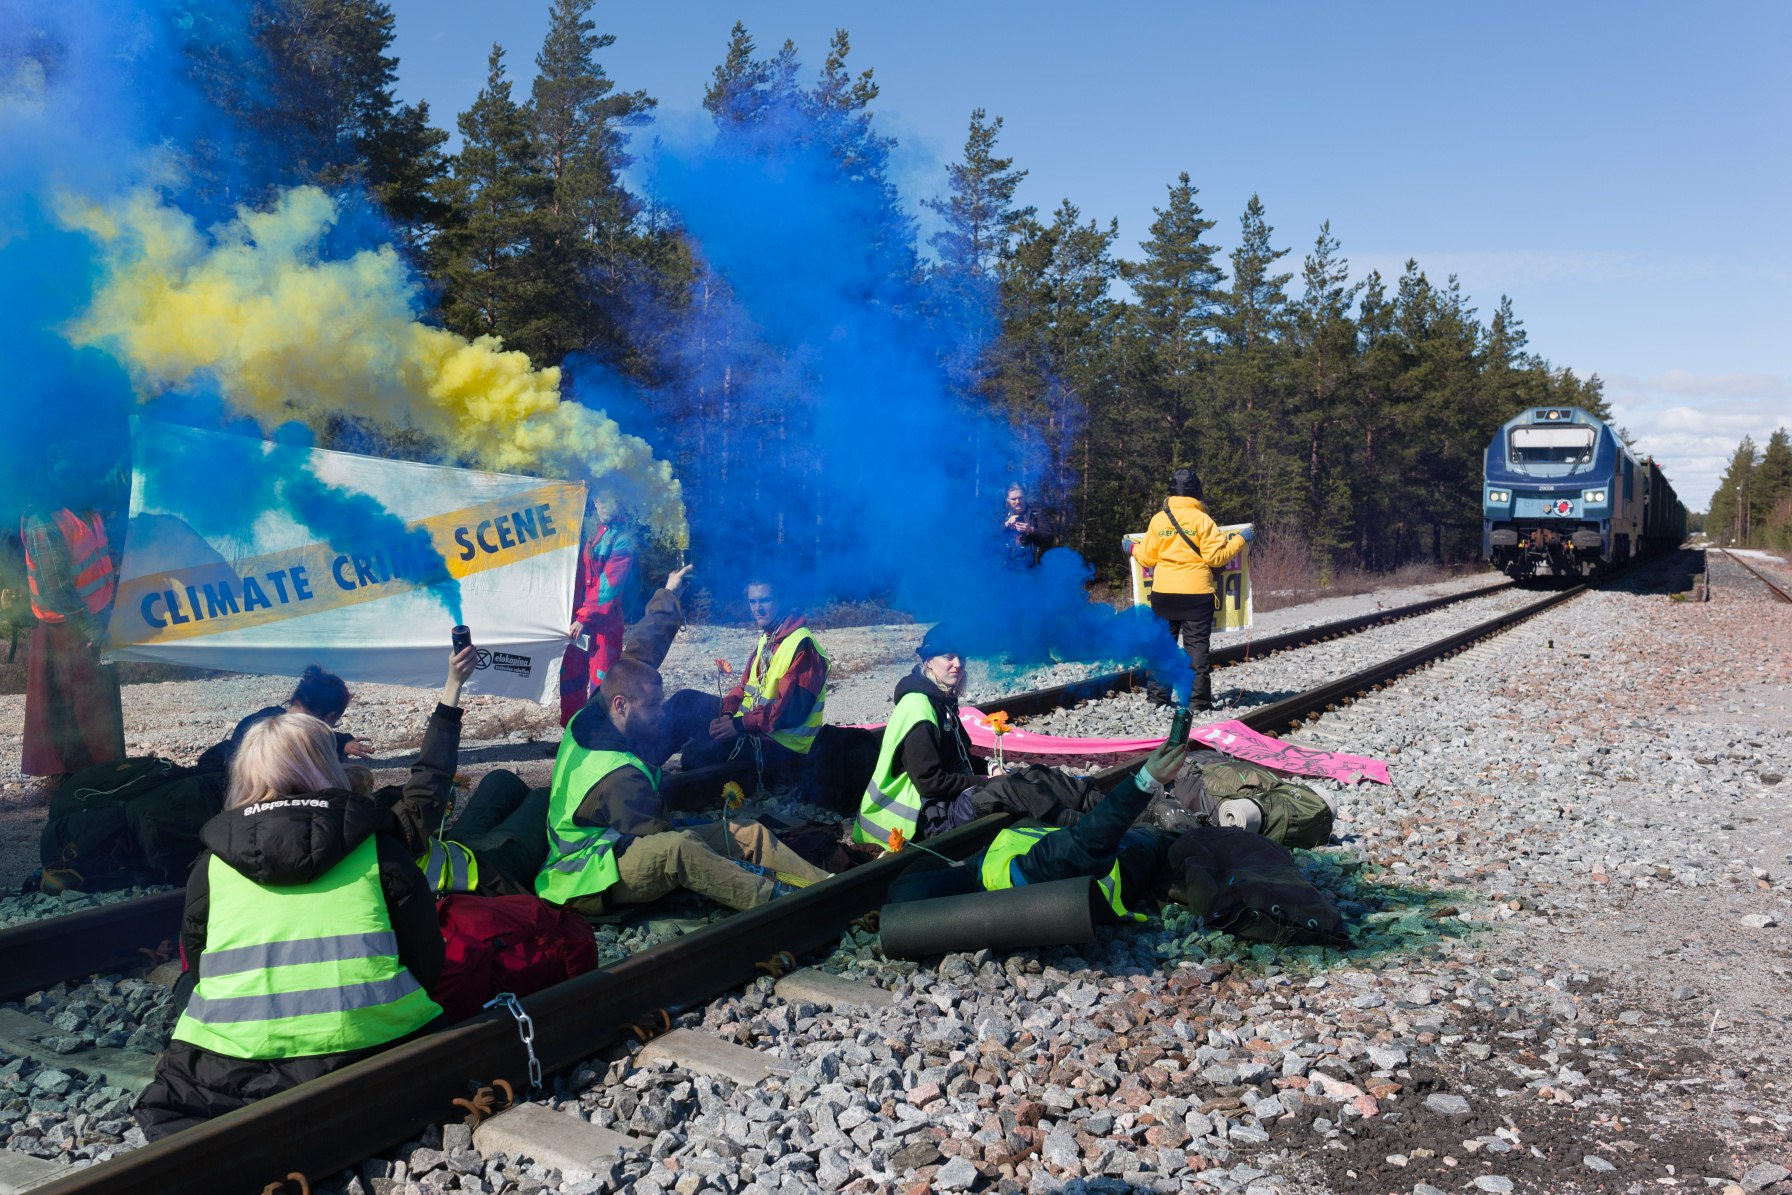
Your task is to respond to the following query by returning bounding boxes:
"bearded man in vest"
[538,564,832,917]
[19,447,125,784]
[672,575,828,788]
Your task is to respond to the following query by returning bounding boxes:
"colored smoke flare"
[59,186,687,546]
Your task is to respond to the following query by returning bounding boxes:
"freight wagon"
[1482,407,1685,579]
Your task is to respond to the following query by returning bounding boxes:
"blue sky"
[388,1,1791,511]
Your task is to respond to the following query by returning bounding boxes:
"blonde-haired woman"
[135,648,476,1140]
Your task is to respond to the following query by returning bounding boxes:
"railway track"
[26,572,1598,1195]
[1715,547,1792,604]
[0,576,1520,1001]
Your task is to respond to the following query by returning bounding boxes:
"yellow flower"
[721,780,746,809]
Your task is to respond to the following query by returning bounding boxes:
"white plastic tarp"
[106,422,584,702]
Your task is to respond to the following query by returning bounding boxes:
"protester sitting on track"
[657,573,829,789]
[195,667,371,795]
[884,739,1188,917]
[532,563,833,918]
[852,624,1110,851]
[133,648,478,1141]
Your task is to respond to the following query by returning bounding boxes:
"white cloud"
[1604,372,1792,511]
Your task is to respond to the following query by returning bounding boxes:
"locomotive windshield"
[1509,425,1597,470]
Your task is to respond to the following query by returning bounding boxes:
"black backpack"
[41,757,220,891]
[1168,826,1348,948]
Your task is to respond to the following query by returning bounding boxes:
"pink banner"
[953,708,1390,785]
[1187,719,1390,786]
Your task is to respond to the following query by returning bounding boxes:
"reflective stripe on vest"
[852,691,938,846]
[738,626,829,755]
[979,822,1147,923]
[171,835,442,1060]
[23,510,115,624]
[535,737,653,905]
[419,838,479,895]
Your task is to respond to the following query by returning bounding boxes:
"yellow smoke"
[60,186,686,545]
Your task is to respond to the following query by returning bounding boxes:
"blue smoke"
[1,0,462,638]
[581,91,1196,700]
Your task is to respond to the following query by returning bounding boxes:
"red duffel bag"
[435,894,599,1022]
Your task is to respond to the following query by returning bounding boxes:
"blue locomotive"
[1483,407,1685,579]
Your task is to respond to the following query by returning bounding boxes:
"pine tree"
[1707,437,1759,546]
[1751,427,1792,543]
[432,45,552,354]
[1212,194,1291,525]
[527,0,656,363]
[1291,221,1362,564]
[252,0,449,227]
[1117,171,1223,500]
[928,109,1032,290]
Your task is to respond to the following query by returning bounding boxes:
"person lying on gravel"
[534,564,833,917]
[133,647,477,1141]
[852,623,1098,848]
[883,739,1187,917]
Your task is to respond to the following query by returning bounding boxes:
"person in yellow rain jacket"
[1130,468,1249,710]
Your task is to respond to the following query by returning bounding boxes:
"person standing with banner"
[1129,467,1250,710]
[19,448,125,786]
[561,488,640,726]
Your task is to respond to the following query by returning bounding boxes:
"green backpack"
[1189,759,1336,850]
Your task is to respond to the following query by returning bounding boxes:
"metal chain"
[484,992,542,1092]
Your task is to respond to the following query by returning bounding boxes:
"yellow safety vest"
[738,626,829,755]
[852,691,937,847]
[980,822,1146,922]
[535,737,651,905]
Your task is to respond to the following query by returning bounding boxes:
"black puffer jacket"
[889,670,988,803]
[134,758,447,1140]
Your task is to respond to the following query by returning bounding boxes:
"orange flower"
[986,711,1012,736]
[886,828,906,853]
[452,773,471,791]
[715,658,733,675]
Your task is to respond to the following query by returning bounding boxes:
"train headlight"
[1487,489,1510,503]
[1583,489,1607,504]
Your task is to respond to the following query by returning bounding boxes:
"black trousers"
[446,769,550,895]
[1147,595,1216,708]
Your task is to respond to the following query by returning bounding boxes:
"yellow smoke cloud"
[60,186,686,545]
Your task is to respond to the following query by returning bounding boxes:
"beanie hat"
[916,623,960,660]
[1170,467,1204,500]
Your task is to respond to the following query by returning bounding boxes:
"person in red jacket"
[19,449,125,784]
[559,489,640,726]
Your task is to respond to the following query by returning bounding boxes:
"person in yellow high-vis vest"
[535,565,832,920]
[134,647,478,1141]
[883,738,1189,918]
[668,575,829,789]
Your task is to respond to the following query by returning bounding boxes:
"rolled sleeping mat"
[878,876,1097,960]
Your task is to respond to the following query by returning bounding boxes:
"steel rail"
[0,580,1512,999]
[1716,548,1792,604]
[0,760,753,1005]
[31,815,1015,1195]
[39,576,1599,1194]
[979,578,1514,717]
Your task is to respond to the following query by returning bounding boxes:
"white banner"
[106,422,584,701]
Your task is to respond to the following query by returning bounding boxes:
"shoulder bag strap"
[1162,501,1207,564]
